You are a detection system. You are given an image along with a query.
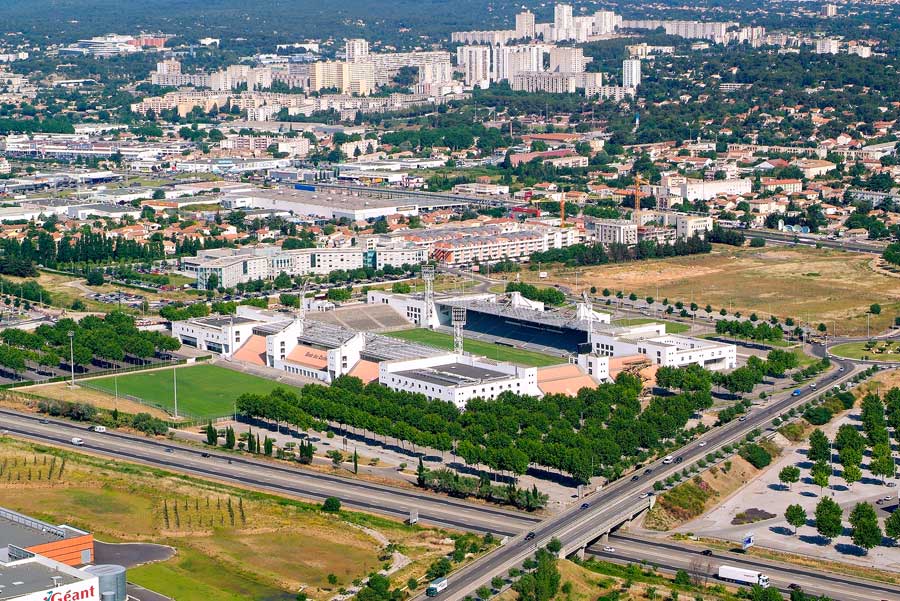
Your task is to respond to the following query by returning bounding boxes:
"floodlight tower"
[422,265,435,328]
[451,306,467,355]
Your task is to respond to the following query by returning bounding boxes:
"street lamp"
[67,331,75,388]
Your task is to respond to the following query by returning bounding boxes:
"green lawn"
[612,318,691,334]
[88,365,283,419]
[386,329,563,367]
[830,341,900,362]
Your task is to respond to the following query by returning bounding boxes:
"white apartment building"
[379,353,542,408]
[493,45,544,81]
[554,3,574,41]
[593,10,622,35]
[511,71,577,94]
[587,218,638,245]
[815,38,840,54]
[308,61,375,95]
[622,59,641,89]
[457,45,493,87]
[675,214,713,239]
[345,38,370,62]
[515,11,536,39]
[549,47,590,73]
[183,243,427,290]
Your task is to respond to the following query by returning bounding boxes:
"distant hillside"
[3,0,522,49]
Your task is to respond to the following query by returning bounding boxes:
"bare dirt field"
[512,245,900,336]
[16,382,171,419]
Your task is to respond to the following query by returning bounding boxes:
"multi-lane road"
[591,535,900,601]
[0,355,891,601]
[422,356,863,601]
[0,408,536,536]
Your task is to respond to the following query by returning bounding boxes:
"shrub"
[804,406,832,426]
[740,443,772,469]
[322,496,342,512]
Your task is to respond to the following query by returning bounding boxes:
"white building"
[549,47,590,73]
[457,45,493,87]
[815,38,839,54]
[379,353,542,408]
[622,59,641,89]
[172,313,261,357]
[515,11,536,39]
[593,10,622,35]
[345,38,370,62]
[675,214,713,240]
[554,3,574,41]
[587,218,638,245]
[590,322,736,370]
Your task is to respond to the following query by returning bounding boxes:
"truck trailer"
[718,565,769,588]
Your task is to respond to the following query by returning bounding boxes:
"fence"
[0,354,215,391]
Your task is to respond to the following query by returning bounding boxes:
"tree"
[870,303,882,315]
[205,422,217,446]
[808,429,831,463]
[870,443,895,483]
[842,463,862,488]
[849,502,881,552]
[264,436,274,456]
[817,323,827,333]
[785,504,807,535]
[152,189,166,200]
[811,460,831,491]
[353,449,359,474]
[86,270,104,286]
[814,497,843,541]
[779,465,801,490]
[224,426,236,449]
[885,507,900,541]
[417,457,427,487]
[546,538,562,554]
[322,496,341,512]
[274,271,292,289]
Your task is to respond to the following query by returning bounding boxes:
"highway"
[421,356,864,601]
[0,408,538,536]
[0,355,883,601]
[590,534,900,601]
[735,228,885,255]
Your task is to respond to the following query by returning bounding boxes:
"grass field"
[830,341,900,362]
[88,365,284,419]
[386,329,563,367]
[503,246,900,337]
[0,437,454,601]
[612,317,691,334]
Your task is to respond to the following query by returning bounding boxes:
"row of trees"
[714,319,785,342]
[233,366,712,484]
[784,498,896,553]
[0,312,181,377]
[504,282,565,306]
[528,234,712,268]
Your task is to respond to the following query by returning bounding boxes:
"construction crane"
[633,174,648,223]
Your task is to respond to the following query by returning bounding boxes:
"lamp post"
[67,331,75,388]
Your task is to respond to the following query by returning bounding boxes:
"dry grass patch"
[504,246,900,336]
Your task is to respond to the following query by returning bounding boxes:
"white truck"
[718,565,769,588]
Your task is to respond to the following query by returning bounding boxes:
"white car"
[662,455,674,464]
[698,441,707,447]
[602,546,615,553]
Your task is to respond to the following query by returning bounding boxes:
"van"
[662,455,674,464]
[90,425,107,433]
[71,437,84,446]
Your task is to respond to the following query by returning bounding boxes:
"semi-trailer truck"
[426,578,448,597]
[718,565,769,588]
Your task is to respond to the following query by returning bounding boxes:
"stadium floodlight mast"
[451,306,467,355]
[173,367,179,419]
[422,265,435,328]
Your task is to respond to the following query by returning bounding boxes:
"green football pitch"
[385,329,563,367]
[88,364,286,419]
